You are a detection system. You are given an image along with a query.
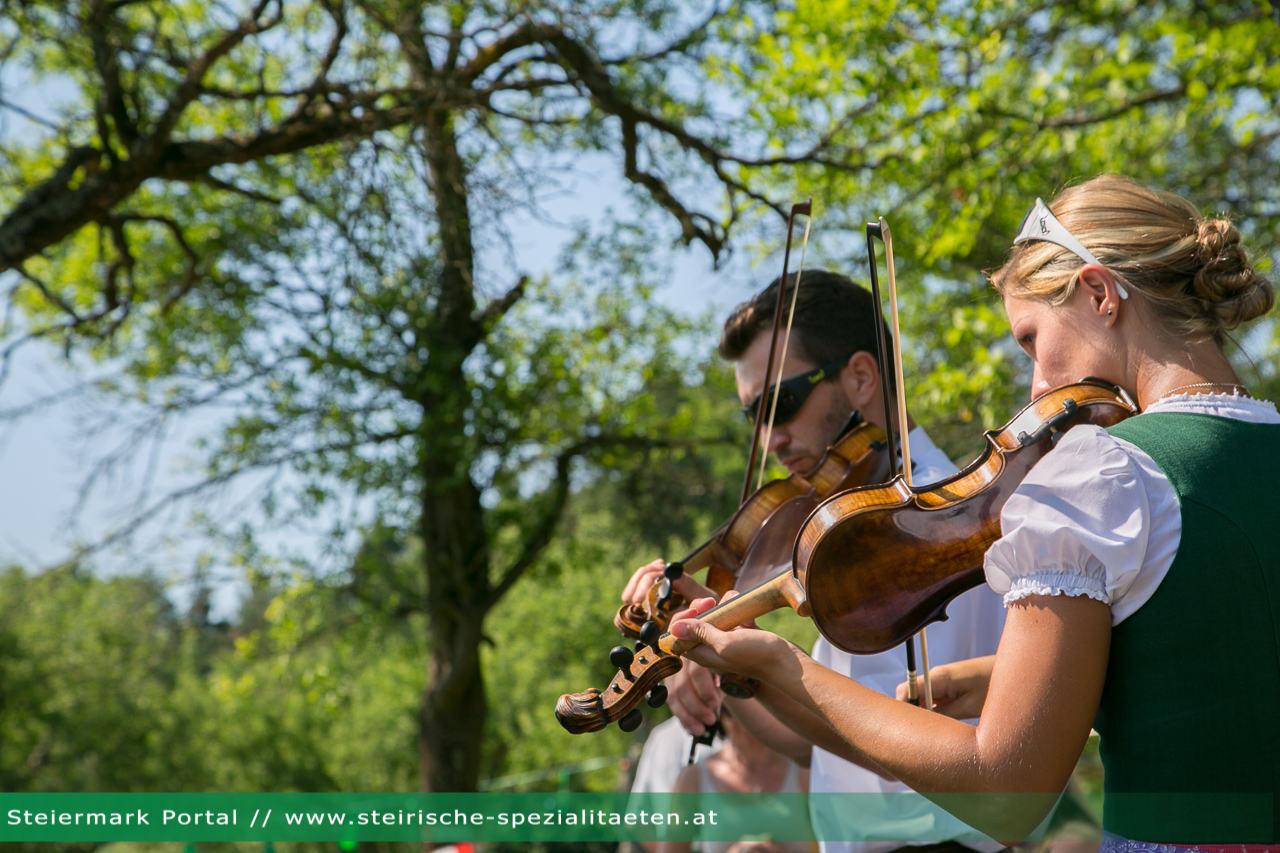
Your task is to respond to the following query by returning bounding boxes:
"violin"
[556,379,1138,734]
[615,419,890,640]
[617,200,888,641]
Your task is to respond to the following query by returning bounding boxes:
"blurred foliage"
[0,561,422,796]
[716,0,1280,459]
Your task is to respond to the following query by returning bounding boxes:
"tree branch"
[0,96,430,273]
[484,444,576,611]
[149,0,282,150]
[110,213,199,313]
[0,95,62,131]
[474,275,526,330]
[190,173,283,204]
[982,84,1189,130]
[88,0,140,152]
[483,434,732,612]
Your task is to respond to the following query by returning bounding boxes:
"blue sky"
[0,60,793,616]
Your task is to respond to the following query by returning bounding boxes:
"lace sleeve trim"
[1003,572,1110,607]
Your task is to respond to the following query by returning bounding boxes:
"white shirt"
[629,716,722,796]
[808,426,1008,853]
[984,392,1280,621]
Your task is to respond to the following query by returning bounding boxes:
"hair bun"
[1191,217,1273,328]
[1193,218,1242,267]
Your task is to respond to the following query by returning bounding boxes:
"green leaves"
[717,0,1280,445]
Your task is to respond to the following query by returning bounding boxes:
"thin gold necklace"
[1161,381,1251,399]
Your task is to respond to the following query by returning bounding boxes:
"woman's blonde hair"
[991,175,1274,345]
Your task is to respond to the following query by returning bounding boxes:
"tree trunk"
[416,107,489,793]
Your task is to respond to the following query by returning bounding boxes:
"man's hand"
[663,661,723,736]
[894,654,996,719]
[621,558,715,609]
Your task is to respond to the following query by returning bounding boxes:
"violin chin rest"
[555,688,609,734]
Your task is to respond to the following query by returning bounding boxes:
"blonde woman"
[657,705,812,853]
[669,175,1278,850]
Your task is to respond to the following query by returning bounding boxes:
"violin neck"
[660,572,808,656]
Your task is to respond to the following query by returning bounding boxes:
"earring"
[1107,310,1113,316]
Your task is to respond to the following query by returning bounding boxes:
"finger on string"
[669,616,700,640]
[672,612,727,641]
[670,597,717,624]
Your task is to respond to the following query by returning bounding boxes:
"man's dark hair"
[719,269,891,367]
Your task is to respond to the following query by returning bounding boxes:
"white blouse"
[983,392,1280,625]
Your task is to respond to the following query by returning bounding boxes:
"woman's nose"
[1030,365,1051,399]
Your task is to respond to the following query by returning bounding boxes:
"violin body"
[796,379,1138,654]
[614,420,890,637]
[557,380,1137,734]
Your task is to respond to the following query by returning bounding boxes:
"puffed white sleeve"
[983,424,1179,625]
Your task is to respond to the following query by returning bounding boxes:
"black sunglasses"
[741,356,850,427]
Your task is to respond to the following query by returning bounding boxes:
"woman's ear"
[1078,265,1123,322]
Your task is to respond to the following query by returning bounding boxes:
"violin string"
[757,213,814,492]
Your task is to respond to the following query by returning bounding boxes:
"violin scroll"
[558,571,810,733]
[614,561,688,638]
[555,650,683,734]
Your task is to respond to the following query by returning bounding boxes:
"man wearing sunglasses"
[627,270,1008,853]
[724,270,936,477]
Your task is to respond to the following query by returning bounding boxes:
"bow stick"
[866,217,934,711]
[740,200,814,505]
[710,200,813,714]
[756,212,815,492]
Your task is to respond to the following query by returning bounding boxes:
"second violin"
[615,202,890,641]
[614,417,889,641]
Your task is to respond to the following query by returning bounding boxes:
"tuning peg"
[646,685,668,708]
[618,708,644,732]
[609,646,635,670]
[656,578,673,604]
[663,561,684,580]
[634,640,645,652]
[639,620,661,648]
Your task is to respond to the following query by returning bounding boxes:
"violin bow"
[740,200,814,504]
[707,200,813,715]
[644,203,811,652]
[756,207,815,492]
[865,217,935,712]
